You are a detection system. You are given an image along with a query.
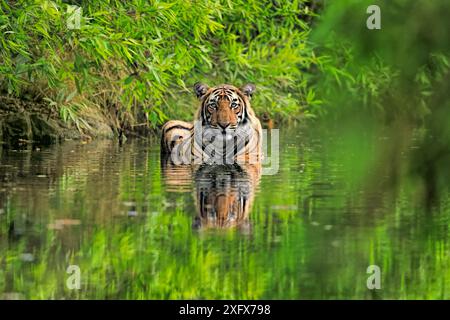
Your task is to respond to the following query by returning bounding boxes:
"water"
[0,123,449,299]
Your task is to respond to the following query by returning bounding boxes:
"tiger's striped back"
[160,120,193,154]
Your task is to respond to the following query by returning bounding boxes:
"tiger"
[161,83,262,165]
[192,163,261,231]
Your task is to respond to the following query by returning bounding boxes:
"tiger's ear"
[241,84,256,99]
[194,82,209,99]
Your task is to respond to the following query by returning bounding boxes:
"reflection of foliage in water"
[0,128,449,299]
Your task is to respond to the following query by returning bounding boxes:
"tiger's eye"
[231,102,238,109]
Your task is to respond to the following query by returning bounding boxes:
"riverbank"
[0,95,280,145]
[0,95,117,145]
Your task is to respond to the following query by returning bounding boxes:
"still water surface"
[0,124,449,299]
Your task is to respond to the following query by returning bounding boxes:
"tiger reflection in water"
[161,159,261,231]
[161,82,262,230]
[193,163,260,230]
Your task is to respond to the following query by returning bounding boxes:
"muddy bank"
[0,96,117,145]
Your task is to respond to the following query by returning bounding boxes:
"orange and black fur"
[192,163,261,230]
[161,83,262,164]
[161,83,263,230]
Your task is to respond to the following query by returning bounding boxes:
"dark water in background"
[0,123,449,299]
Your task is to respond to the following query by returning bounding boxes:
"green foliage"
[311,0,450,119]
[311,0,450,199]
[0,0,321,131]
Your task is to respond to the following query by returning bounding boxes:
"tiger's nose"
[218,122,230,130]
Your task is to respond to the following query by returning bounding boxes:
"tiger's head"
[194,83,257,132]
